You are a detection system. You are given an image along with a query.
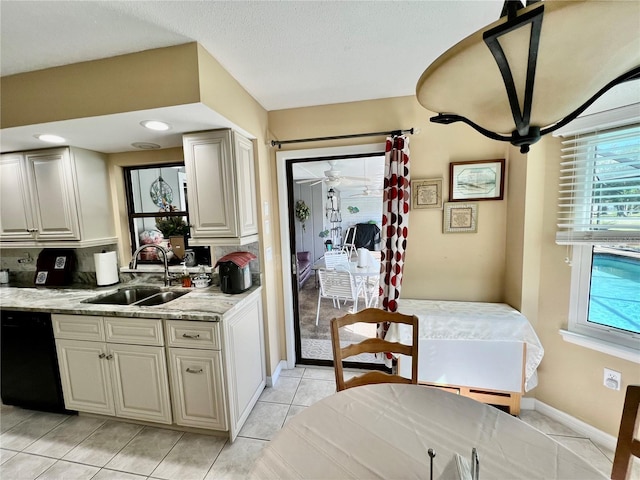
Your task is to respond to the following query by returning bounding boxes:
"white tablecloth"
[386,299,544,391]
[251,384,605,480]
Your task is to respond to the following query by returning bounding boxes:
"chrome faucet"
[129,244,172,286]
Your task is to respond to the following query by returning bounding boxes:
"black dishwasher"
[1,310,73,414]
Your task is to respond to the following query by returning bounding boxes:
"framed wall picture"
[443,202,478,233]
[449,159,505,201]
[412,177,443,210]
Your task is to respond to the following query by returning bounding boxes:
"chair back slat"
[324,251,350,269]
[330,308,419,392]
[612,384,640,480]
[318,269,357,299]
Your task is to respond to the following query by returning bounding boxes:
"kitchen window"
[124,163,189,261]
[557,124,640,358]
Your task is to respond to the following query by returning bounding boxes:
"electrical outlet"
[604,368,621,391]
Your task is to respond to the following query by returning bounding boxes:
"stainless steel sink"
[83,287,187,306]
[133,291,189,306]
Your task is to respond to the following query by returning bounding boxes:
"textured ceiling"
[0,0,504,111]
[1,1,637,157]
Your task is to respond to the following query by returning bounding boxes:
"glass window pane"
[129,165,187,213]
[588,245,640,334]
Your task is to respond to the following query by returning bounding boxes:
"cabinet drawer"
[165,320,220,350]
[53,314,104,341]
[105,318,164,346]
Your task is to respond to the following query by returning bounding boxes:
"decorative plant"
[155,207,190,238]
[319,229,330,238]
[295,200,311,231]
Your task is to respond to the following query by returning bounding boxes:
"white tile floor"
[0,366,628,480]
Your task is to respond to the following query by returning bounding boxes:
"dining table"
[250,383,607,479]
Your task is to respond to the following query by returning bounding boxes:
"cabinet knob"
[106,354,113,360]
[182,333,200,339]
[186,367,203,374]
[98,353,106,359]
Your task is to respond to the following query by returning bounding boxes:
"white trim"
[520,397,535,411]
[554,102,640,137]
[533,399,617,452]
[266,360,288,388]
[276,143,385,366]
[560,329,640,364]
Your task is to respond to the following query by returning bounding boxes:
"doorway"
[277,144,386,369]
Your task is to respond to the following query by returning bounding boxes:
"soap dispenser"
[181,263,192,288]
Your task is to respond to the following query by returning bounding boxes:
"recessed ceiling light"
[131,142,161,150]
[140,120,170,131]
[34,134,66,144]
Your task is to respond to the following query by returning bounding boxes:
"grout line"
[148,430,185,479]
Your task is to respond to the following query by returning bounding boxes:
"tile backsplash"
[0,245,118,285]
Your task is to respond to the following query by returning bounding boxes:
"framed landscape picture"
[412,177,443,210]
[449,159,505,201]
[443,202,478,233]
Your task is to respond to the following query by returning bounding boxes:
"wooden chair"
[612,384,640,480]
[330,308,419,391]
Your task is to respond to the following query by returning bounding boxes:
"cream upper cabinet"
[0,147,116,247]
[182,130,258,245]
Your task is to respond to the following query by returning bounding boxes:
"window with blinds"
[557,124,640,245]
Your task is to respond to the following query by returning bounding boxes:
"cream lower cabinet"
[53,315,172,424]
[167,347,227,430]
[166,289,265,441]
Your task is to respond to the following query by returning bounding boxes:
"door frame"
[276,143,385,368]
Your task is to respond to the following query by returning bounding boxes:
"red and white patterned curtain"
[377,135,410,344]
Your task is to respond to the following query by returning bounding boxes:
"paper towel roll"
[94,251,119,286]
[357,248,368,267]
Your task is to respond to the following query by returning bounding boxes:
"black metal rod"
[270,128,414,149]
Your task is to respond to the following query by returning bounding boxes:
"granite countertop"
[0,283,262,322]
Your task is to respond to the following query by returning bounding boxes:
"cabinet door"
[0,154,35,240]
[223,294,266,440]
[55,339,114,416]
[167,348,227,430]
[25,149,80,240]
[108,343,172,424]
[183,130,238,238]
[233,132,259,237]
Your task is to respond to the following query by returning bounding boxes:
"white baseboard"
[266,360,288,388]
[533,399,617,452]
[521,397,535,410]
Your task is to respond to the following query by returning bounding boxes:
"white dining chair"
[316,268,362,325]
[341,225,357,259]
[324,250,350,269]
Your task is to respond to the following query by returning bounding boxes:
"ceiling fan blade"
[296,178,320,184]
[310,179,325,186]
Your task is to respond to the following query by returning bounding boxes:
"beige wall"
[269,96,510,302]
[1,44,201,128]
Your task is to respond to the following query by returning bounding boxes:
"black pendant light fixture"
[416,0,640,153]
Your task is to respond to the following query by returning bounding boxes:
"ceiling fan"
[349,186,383,198]
[296,160,369,187]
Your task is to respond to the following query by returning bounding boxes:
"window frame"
[567,245,640,352]
[123,162,189,258]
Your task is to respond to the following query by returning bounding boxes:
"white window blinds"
[557,124,640,245]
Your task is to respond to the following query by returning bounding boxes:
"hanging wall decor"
[150,175,173,209]
[295,200,311,231]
